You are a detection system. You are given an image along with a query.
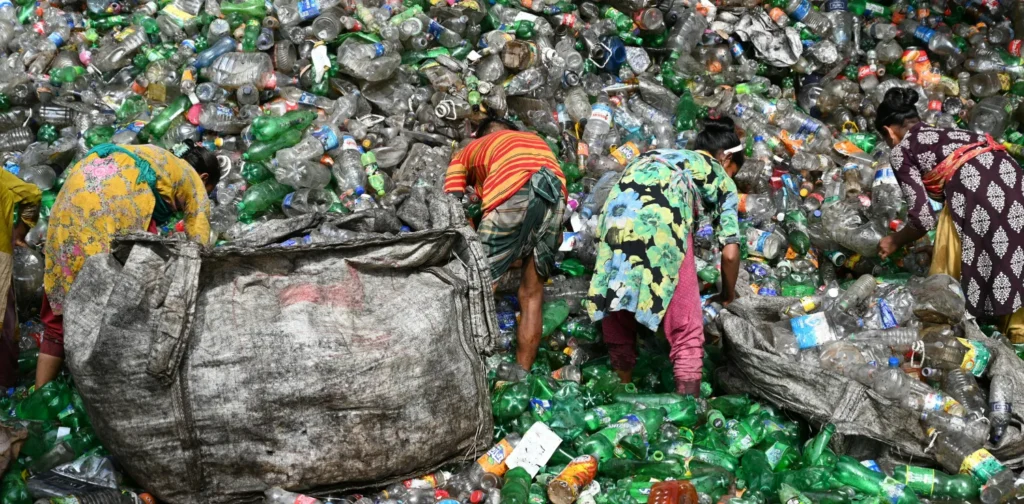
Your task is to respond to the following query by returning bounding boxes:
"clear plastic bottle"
[942,369,987,420]
[987,373,1013,444]
[833,274,875,313]
[202,52,275,90]
[282,187,335,217]
[265,487,323,504]
[272,160,331,189]
[745,227,786,260]
[849,327,919,353]
[786,0,833,38]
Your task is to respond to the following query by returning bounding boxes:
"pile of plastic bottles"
[263,323,1020,504]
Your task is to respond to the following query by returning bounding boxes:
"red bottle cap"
[470,490,486,503]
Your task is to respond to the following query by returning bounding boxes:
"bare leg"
[516,255,544,370]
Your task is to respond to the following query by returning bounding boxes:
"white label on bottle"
[466,50,483,62]
[56,426,71,439]
[589,103,613,127]
[341,135,360,152]
[505,422,562,477]
[297,0,320,19]
[514,11,539,23]
[311,44,330,83]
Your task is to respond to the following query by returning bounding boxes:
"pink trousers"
[602,236,704,384]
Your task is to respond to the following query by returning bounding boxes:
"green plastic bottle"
[235,179,292,222]
[492,381,531,421]
[834,456,919,503]
[49,66,85,84]
[783,210,811,256]
[502,467,532,504]
[892,465,979,500]
[136,95,189,143]
[243,129,303,162]
[706,395,753,417]
[251,111,317,142]
[736,451,774,499]
[541,300,570,338]
[219,0,267,17]
[579,408,663,463]
[801,423,836,467]
[240,161,274,184]
[557,258,586,277]
[16,380,72,421]
[83,125,115,148]
[582,403,634,432]
[0,472,30,504]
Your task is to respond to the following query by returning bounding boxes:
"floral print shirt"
[586,150,712,331]
[44,145,211,315]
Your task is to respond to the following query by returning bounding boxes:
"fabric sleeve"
[150,147,212,246]
[444,143,472,194]
[716,171,741,245]
[1,169,42,226]
[891,140,936,231]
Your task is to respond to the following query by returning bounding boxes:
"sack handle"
[146,241,203,385]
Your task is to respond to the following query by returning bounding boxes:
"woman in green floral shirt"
[586,119,742,395]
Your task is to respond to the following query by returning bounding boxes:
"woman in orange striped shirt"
[444,119,567,371]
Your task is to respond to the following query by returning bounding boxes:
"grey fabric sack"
[62,223,497,504]
[716,295,1024,469]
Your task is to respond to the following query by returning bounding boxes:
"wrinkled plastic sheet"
[62,215,498,503]
[732,10,803,67]
[716,295,1024,469]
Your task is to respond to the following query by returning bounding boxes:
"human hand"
[878,235,899,259]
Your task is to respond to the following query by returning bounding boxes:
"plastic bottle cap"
[888,357,899,368]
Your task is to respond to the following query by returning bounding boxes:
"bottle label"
[791,312,836,349]
[861,459,883,472]
[1010,40,1022,57]
[800,296,817,312]
[294,496,319,504]
[824,0,846,10]
[878,477,907,504]
[477,438,515,476]
[864,1,886,15]
[311,125,339,151]
[530,398,552,419]
[282,192,294,209]
[914,25,936,42]
[47,32,65,47]
[877,298,898,329]
[610,143,639,165]
[588,104,613,127]
[752,230,770,255]
[404,473,443,489]
[341,135,361,152]
[758,284,778,296]
[791,0,811,20]
[161,4,194,25]
[991,401,1011,414]
[794,119,820,139]
[959,449,1005,484]
[427,20,445,39]
[763,442,788,469]
[902,466,936,495]
[956,338,991,377]
[858,65,876,80]
[297,0,320,19]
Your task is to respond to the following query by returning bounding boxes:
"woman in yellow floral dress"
[36,141,220,388]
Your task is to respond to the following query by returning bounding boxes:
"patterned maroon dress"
[891,122,1024,317]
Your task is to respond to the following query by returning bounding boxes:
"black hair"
[875,87,921,133]
[693,116,744,167]
[475,117,518,137]
[180,140,221,188]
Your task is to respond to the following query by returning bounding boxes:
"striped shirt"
[444,130,567,212]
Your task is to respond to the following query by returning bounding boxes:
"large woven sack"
[62,223,496,504]
[716,295,1024,469]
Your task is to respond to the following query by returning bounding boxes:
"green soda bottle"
[541,300,570,338]
[579,408,663,463]
[251,111,317,142]
[117,95,147,122]
[240,161,274,184]
[492,381,531,421]
[241,19,260,51]
[235,179,292,222]
[49,66,85,84]
[561,319,598,342]
[557,258,586,277]
[783,210,811,256]
[772,466,836,494]
[706,395,753,417]
[83,125,115,148]
[16,380,72,421]
[736,451,774,499]
[801,423,836,467]
[582,402,634,432]
[502,467,532,504]
[893,465,978,499]
[243,129,303,162]
[600,6,633,34]
[778,483,813,504]
[0,472,30,504]
[136,95,189,143]
[834,456,919,503]
[689,447,739,472]
[219,0,267,17]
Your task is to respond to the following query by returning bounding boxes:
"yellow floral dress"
[44,144,211,315]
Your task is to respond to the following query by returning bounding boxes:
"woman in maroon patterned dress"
[876,88,1024,338]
